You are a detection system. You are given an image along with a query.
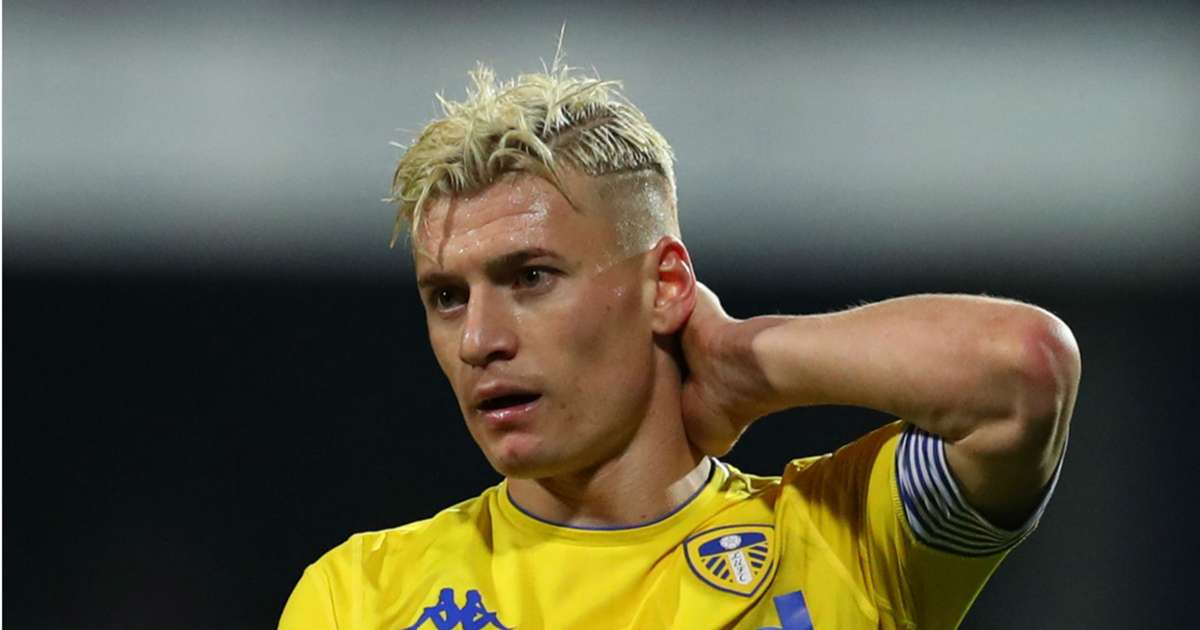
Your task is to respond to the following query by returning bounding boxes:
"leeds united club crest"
[683,524,776,597]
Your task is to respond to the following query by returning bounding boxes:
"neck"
[509,452,711,528]
[506,353,707,527]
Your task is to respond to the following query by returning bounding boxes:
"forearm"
[683,288,1079,523]
[748,294,1077,449]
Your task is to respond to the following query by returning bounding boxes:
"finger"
[695,281,720,307]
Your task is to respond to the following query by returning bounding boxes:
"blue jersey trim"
[895,423,1063,556]
[505,457,716,531]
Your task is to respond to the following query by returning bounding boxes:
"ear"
[648,236,697,335]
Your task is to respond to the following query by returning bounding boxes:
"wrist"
[726,315,793,419]
[749,314,828,413]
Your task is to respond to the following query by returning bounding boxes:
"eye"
[514,267,555,290]
[430,287,467,312]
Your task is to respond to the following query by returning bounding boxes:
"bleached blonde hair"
[388,62,677,248]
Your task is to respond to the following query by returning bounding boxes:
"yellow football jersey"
[280,422,1052,629]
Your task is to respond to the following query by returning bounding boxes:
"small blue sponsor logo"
[403,588,511,630]
[758,590,814,630]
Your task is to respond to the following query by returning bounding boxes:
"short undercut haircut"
[388,61,678,250]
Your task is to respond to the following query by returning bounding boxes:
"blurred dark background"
[5,1,1198,629]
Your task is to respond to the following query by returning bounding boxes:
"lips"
[471,382,543,422]
[479,392,542,411]
[475,391,542,427]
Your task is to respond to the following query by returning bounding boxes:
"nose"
[458,288,518,368]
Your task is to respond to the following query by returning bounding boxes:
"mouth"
[478,393,542,412]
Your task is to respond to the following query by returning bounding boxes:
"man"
[280,63,1079,629]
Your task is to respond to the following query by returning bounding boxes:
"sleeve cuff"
[895,423,1063,556]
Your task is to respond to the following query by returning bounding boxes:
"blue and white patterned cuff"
[895,424,1063,556]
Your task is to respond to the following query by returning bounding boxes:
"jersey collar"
[495,457,729,545]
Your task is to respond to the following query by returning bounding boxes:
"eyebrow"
[416,248,567,288]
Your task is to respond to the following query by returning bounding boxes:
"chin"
[482,437,562,479]
[488,455,562,480]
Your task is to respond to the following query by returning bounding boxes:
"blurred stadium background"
[4,1,1198,628]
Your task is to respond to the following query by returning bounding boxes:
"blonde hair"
[388,62,677,247]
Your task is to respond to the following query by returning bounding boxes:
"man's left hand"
[679,283,785,456]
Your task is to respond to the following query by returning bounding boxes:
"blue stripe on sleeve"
[895,424,1063,556]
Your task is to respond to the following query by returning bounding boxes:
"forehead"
[413,172,615,272]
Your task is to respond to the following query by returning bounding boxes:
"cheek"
[557,280,651,377]
[427,325,464,391]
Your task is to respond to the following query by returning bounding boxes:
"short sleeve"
[780,421,1033,629]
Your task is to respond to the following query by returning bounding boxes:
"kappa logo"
[683,524,776,597]
[403,588,511,630]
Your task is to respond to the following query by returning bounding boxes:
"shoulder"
[713,459,784,498]
[712,423,903,520]
[310,485,500,578]
[281,486,501,627]
[780,422,903,503]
